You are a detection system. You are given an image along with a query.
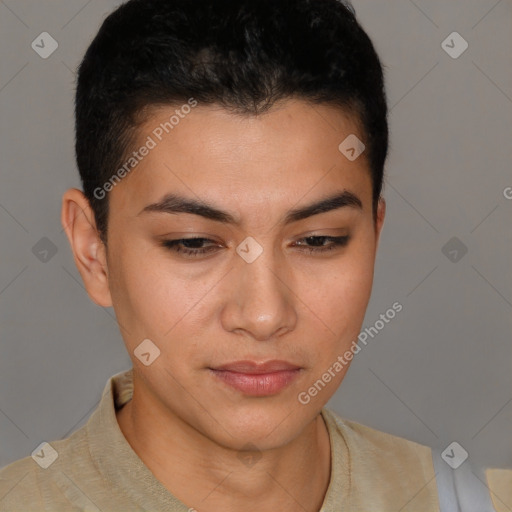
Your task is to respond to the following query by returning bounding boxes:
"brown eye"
[161,238,221,257]
[294,235,350,254]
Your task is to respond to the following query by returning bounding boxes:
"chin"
[209,403,313,449]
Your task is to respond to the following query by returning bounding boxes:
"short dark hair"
[75,0,388,245]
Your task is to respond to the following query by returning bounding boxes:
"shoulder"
[0,427,93,511]
[0,454,40,502]
[486,467,512,512]
[321,407,440,511]
[322,406,434,460]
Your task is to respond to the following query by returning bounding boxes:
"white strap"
[432,447,461,512]
[431,447,497,512]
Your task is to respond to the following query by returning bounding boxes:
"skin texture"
[61,98,385,512]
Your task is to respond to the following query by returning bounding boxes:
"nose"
[220,243,297,342]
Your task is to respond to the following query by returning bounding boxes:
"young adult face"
[62,98,385,453]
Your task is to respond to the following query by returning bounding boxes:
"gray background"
[1,0,511,472]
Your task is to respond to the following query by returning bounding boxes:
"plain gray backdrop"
[1,0,511,472]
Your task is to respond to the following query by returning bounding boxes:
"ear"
[374,197,386,251]
[60,188,113,307]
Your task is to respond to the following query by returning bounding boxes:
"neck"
[116,385,332,512]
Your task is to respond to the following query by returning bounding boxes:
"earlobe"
[60,188,113,308]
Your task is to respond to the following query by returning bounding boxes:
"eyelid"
[157,233,223,244]
[291,228,349,239]
[160,233,351,259]
[159,230,349,245]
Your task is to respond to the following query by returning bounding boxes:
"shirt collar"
[86,368,348,510]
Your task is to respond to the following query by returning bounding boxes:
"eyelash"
[161,235,350,258]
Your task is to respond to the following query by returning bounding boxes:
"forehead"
[109,99,372,219]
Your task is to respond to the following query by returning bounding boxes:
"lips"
[209,360,302,396]
[211,360,301,374]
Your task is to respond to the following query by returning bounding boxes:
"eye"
[161,237,221,257]
[161,235,350,259]
[293,235,350,254]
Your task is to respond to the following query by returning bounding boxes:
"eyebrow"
[138,190,363,225]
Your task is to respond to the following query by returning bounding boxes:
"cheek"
[107,248,186,341]
[309,245,376,341]
[108,245,221,360]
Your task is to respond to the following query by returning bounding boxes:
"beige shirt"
[0,368,446,511]
[486,468,512,512]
